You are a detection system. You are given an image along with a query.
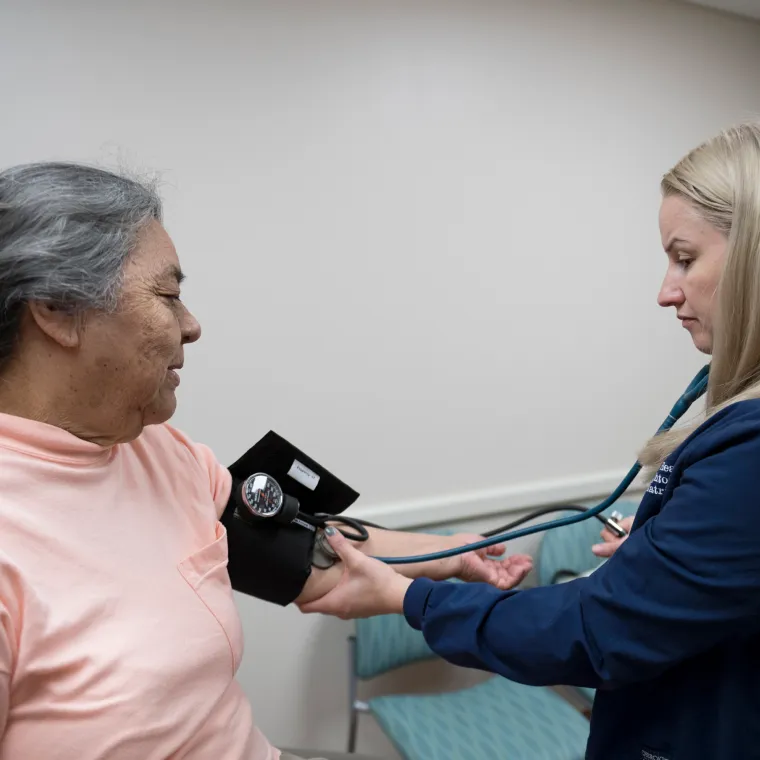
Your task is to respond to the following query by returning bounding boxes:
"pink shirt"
[0,412,280,759]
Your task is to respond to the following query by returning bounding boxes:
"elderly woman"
[0,162,532,760]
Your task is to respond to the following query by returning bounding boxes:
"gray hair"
[0,161,162,369]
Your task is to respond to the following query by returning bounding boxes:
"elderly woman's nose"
[182,308,202,344]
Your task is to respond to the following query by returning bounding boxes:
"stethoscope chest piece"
[312,530,340,569]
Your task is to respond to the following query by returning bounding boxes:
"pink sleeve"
[0,563,21,737]
[190,441,233,520]
[0,625,9,737]
[160,425,233,520]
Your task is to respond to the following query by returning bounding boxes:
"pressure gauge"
[237,473,300,524]
[243,474,283,517]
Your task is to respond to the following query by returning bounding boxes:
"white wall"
[685,0,760,21]
[2,0,760,756]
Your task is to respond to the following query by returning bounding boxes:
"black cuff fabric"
[221,431,360,606]
[220,486,317,606]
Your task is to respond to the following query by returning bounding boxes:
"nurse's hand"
[591,515,635,558]
[298,528,412,619]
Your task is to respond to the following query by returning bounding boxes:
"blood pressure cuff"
[221,431,360,606]
[220,482,318,606]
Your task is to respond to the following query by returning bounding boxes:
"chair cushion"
[368,675,589,760]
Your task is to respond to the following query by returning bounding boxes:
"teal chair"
[346,502,643,757]
[534,499,640,710]
[347,609,591,758]
[345,503,642,757]
[347,536,592,760]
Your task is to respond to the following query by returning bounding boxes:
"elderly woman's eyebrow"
[158,265,185,285]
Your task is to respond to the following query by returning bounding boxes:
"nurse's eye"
[677,254,693,269]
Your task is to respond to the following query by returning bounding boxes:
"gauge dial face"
[243,474,283,517]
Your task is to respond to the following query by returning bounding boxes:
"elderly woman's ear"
[24,301,83,349]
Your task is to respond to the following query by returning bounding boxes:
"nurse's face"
[657,195,728,354]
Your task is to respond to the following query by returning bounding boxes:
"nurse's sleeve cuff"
[403,577,436,630]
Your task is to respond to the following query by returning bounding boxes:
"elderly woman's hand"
[446,532,533,589]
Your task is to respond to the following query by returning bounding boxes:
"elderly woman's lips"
[167,369,181,387]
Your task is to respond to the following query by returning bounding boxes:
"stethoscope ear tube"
[369,365,710,565]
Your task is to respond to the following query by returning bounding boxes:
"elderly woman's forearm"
[295,527,459,607]
[358,527,458,579]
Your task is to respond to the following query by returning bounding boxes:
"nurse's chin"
[687,327,713,355]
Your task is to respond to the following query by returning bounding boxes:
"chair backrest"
[354,526,458,680]
[354,611,439,679]
[536,500,640,586]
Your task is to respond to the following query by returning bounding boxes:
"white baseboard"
[350,469,645,530]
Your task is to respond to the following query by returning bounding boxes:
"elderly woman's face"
[78,221,201,440]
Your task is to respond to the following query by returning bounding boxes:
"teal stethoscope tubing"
[372,365,710,565]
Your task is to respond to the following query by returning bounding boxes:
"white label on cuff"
[288,460,321,491]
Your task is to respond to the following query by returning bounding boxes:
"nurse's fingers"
[591,539,624,558]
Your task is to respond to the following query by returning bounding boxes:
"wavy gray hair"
[0,162,162,370]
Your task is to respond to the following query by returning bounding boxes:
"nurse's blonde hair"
[639,122,760,470]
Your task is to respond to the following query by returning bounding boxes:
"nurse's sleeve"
[403,420,760,689]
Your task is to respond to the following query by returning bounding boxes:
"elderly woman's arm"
[293,525,533,607]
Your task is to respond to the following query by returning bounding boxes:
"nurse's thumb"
[323,526,361,565]
[591,541,619,558]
